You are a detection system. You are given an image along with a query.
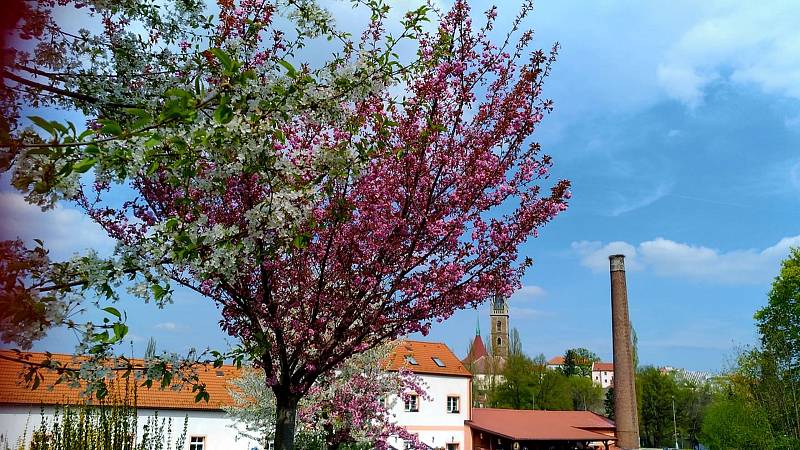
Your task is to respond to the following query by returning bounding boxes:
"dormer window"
[432,357,445,367]
[405,355,418,365]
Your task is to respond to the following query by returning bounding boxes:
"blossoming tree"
[0,0,570,448]
[227,342,428,450]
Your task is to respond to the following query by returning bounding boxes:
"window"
[189,437,205,450]
[404,394,419,412]
[404,441,415,450]
[496,320,502,331]
[405,355,418,365]
[432,357,446,367]
[447,444,459,450]
[496,337,502,346]
[447,396,460,413]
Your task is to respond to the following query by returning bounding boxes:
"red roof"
[463,335,488,364]
[0,351,240,411]
[547,356,565,365]
[467,408,616,441]
[385,341,471,377]
[593,362,614,372]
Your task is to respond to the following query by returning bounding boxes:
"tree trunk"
[274,392,300,450]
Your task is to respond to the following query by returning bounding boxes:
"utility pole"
[672,396,679,449]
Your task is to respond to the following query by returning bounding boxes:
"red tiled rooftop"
[593,362,614,372]
[462,335,489,365]
[385,341,471,377]
[547,356,565,365]
[468,408,616,441]
[0,351,240,411]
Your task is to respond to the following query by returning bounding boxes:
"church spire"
[476,310,481,336]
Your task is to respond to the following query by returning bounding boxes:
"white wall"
[387,374,470,450]
[0,406,260,450]
[592,370,614,389]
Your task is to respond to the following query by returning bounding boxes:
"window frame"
[404,394,419,412]
[189,436,207,450]
[446,395,460,414]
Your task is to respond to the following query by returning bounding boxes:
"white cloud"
[658,1,800,106]
[571,240,643,272]
[510,285,546,302]
[154,322,179,331]
[0,192,115,259]
[573,236,800,284]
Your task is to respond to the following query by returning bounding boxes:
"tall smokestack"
[609,254,639,450]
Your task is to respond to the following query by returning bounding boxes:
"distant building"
[462,294,510,404]
[591,362,615,388]
[546,355,565,371]
[660,366,713,385]
[489,294,509,359]
[384,341,472,450]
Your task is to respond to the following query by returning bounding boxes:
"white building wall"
[0,406,259,450]
[387,374,470,450]
[591,370,614,388]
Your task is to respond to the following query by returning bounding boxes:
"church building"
[461,293,510,403]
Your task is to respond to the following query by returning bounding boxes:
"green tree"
[561,348,599,378]
[701,394,774,450]
[674,380,712,449]
[492,352,534,409]
[637,366,677,447]
[568,375,602,412]
[604,387,614,420]
[536,370,573,410]
[754,247,800,441]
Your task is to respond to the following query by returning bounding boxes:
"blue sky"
[3,0,800,372]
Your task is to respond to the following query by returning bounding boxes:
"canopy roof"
[467,408,616,442]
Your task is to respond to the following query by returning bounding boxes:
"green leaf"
[98,119,123,136]
[96,383,108,400]
[72,158,97,174]
[102,306,122,319]
[151,284,168,302]
[144,135,163,148]
[161,371,173,389]
[278,59,297,78]
[165,217,179,232]
[194,389,210,403]
[213,95,234,124]
[28,116,56,136]
[113,323,128,341]
[292,232,311,249]
[126,108,152,129]
[210,48,233,72]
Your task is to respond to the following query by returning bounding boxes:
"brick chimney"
[609,254,640,449]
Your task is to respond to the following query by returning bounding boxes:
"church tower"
[490,292,509,358]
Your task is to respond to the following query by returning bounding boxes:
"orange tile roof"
[467,408,616,441]
[547,356,565,365]
[0,351,241,411]
[593,362,614,372]
[385,341,471,377]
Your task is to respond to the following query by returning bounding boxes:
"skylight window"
[405,355,419,365]
[432,357,446,367]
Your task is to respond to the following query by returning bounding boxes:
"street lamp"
[672,396,679,449]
